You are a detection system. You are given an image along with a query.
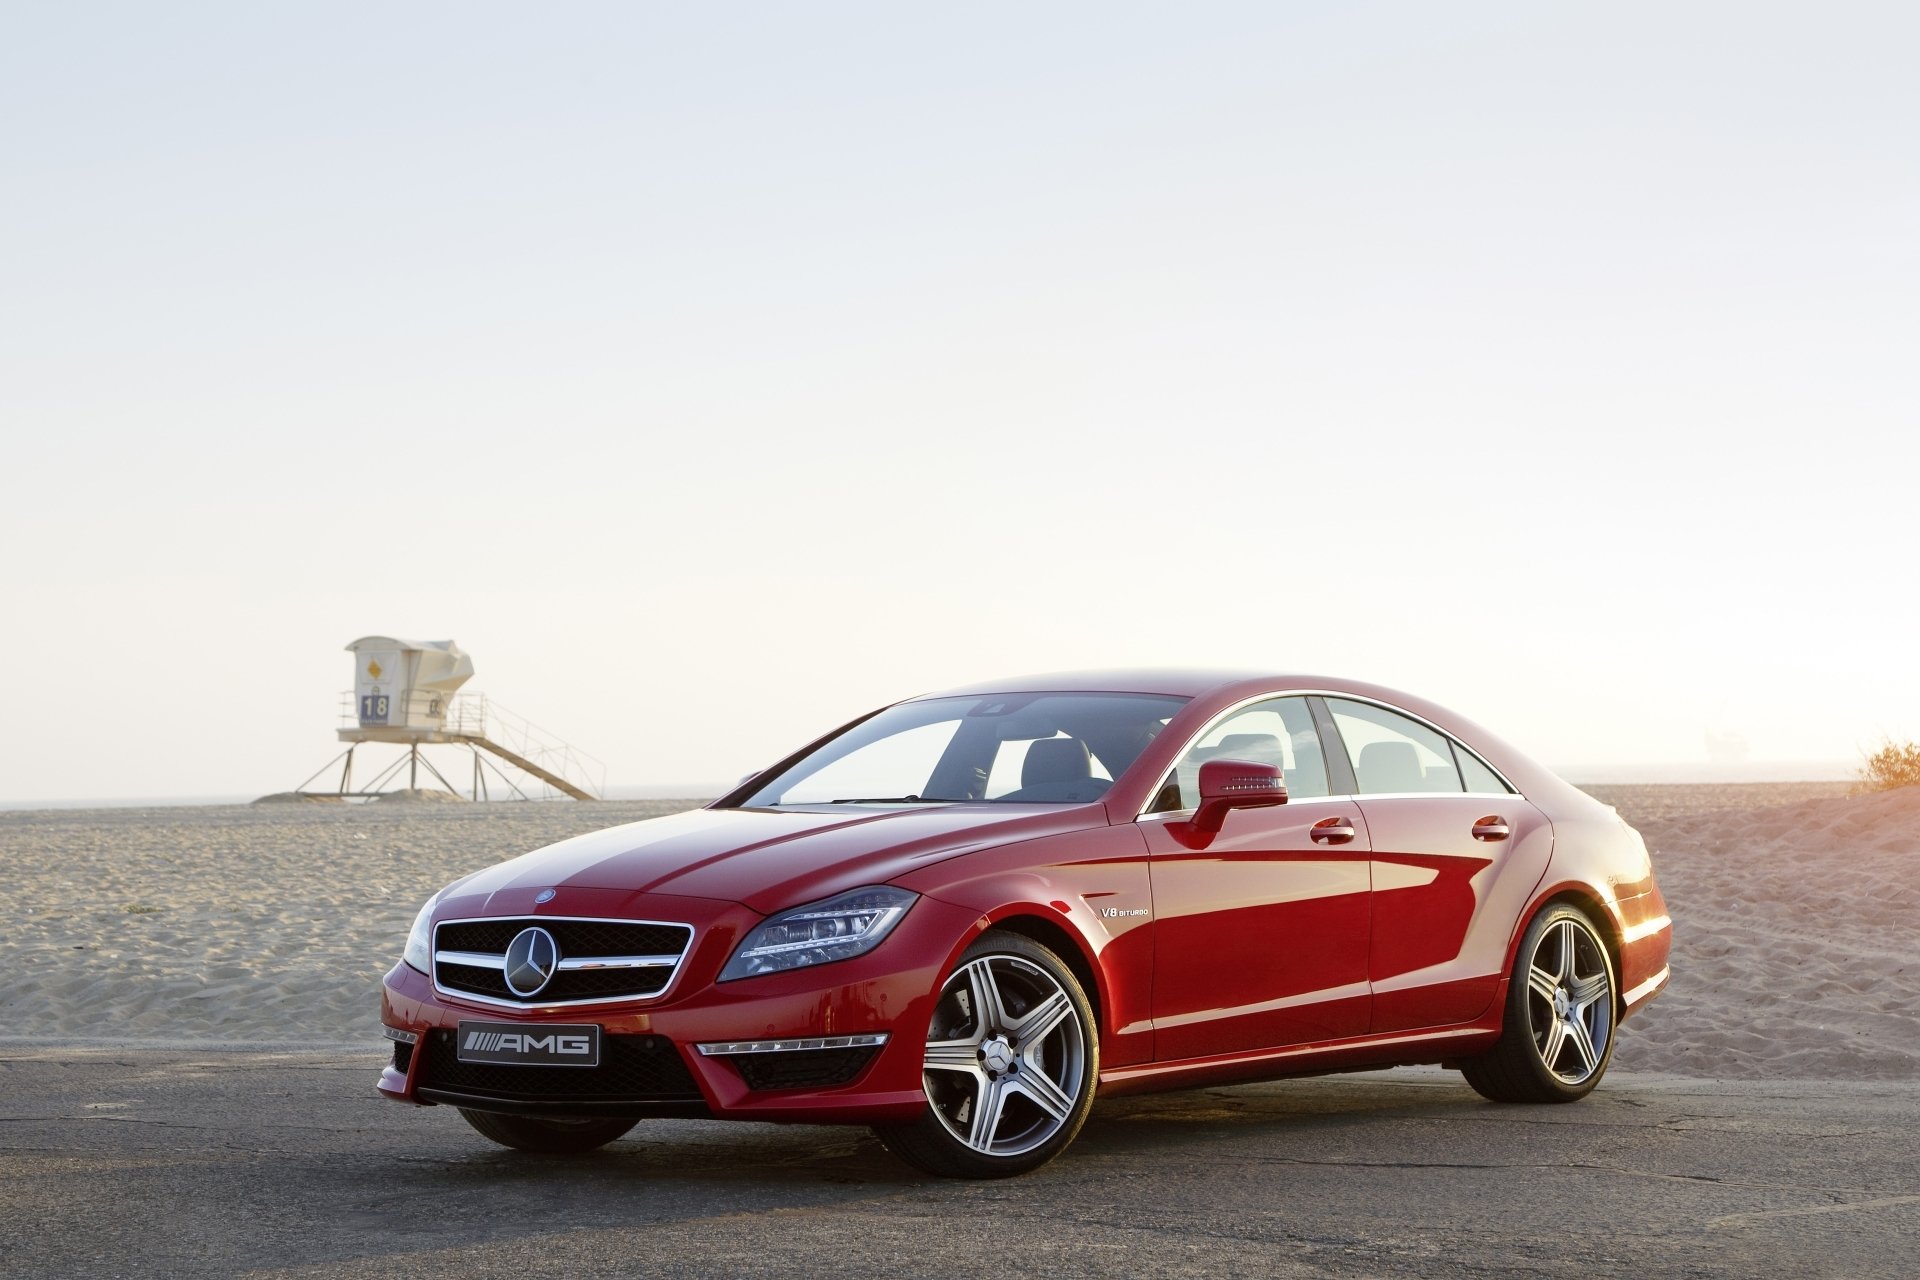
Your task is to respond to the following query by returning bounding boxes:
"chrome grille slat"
[556,954,680,971]
[436,950,507,970]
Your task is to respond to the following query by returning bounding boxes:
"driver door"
[1138,696,1374,1060]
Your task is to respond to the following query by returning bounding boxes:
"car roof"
[903,668,1602,819]
[910,669,1339,700]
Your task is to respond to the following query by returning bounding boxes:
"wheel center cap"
[981,1036,1015,1075]
[1553,989,1570,1017]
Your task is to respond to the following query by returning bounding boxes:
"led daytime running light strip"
[695,1033,889,1056]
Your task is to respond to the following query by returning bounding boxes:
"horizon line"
[0,761,1862,812]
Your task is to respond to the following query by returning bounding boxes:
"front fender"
[894,825,1155,1068]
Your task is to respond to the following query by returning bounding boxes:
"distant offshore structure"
[278,637,604,802]
[1704,730,1752,765]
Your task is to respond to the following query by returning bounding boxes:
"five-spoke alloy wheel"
[1526,916,1614,1085]
[873,930,1097,1178]
[1461,903,1617,1103]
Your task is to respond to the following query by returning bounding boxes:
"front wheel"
[459,1109,638,1154]
[873,931,1098,1178]
[1461,903,1617,1103]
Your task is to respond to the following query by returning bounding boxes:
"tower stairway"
[455,732,596,800]
[441,694,605,800]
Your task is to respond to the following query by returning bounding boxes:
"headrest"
[1024,737,1092,787]
[1357,740,1424,792]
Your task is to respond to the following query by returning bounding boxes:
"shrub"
[1856,739,1920,793]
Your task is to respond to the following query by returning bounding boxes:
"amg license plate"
[455,1021,602,1067]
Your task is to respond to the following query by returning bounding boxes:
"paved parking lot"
[2,1045,1915,1278]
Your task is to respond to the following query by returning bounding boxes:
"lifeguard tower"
[293,636,604,801]
[347,636,474,742]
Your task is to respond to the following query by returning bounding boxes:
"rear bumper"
[377,892,982,1125]
[1615,884,1672,1022]
[1620,960,1671,1017]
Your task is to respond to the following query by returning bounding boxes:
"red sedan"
[378,671,1671,1178]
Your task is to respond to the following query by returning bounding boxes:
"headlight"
[718,886,916,982]
[402,895,439,973]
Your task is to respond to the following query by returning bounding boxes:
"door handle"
[1471,816,1511,842]
[1310,817,1356,845]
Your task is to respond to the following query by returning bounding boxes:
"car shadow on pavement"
[386,1072,1479,1194]
[1076,1073,1481,1154]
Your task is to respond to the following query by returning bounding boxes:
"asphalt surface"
[1,1046,1915,1279]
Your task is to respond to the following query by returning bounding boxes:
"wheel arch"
[982,911,1107,1040]
[1512,881,1627,1018]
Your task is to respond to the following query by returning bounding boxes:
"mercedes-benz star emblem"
[503,926,560,998]
[534,888,557,904]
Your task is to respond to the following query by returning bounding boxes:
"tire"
[458,1109,638,1154]
[1461,903,1618,1103]
[872,930,1098,1179]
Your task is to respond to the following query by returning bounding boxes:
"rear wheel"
[459,1109,638,1154]
[873,931,1097,1179]
[1461,903,1617,1103]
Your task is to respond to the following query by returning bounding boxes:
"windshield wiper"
[826,795,961,805]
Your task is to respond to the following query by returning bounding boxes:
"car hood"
[445,803,1109,915]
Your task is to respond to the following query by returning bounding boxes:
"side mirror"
[1190,758,1288,833]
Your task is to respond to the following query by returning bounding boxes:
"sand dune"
[1,800,698,1043]
[3,784,1914,1082]
[1586,783,1920,1081]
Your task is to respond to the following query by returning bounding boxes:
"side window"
[1455,745,1512,794]
[1151,696,1329,811]
[1325,699,1464,794]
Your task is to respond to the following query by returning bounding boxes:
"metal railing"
[334,690,607,800]
[448,693,608,800]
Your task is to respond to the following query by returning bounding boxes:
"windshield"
[736,692,1190,807]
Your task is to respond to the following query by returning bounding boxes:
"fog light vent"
[729,1046,880,1091]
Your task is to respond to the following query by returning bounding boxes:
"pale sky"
[3,2,1916,803]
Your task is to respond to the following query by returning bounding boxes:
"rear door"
[1321,697,1553,1034]
[1138,696,1374,1060]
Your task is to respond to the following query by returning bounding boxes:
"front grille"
[728,1046,879,1091]
[539,967,678,999]
[438,919,690,957]
[418,1030,700,1102]
[438,960,512,999]
[433,916,693,1006]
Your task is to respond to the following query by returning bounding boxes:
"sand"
[0,800,698,1045]
[3,783,1915,1081]
[1585,782,1920,1081]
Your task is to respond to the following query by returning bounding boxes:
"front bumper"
[377,889,981,1125]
